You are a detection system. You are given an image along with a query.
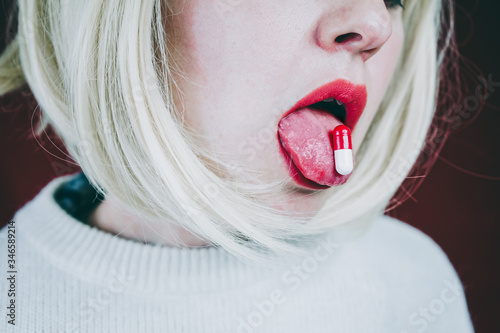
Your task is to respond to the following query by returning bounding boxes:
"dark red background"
[1,0,498,331]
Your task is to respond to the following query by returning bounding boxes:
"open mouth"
[309,98,347,124]
[277,79,367,190]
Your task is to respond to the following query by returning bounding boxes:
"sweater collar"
[15,175,274,295]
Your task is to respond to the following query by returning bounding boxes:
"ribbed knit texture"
[1,176,474,332]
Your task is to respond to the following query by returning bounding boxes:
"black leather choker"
[53,172,105,225]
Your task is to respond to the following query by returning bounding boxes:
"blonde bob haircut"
[0,0,454,265]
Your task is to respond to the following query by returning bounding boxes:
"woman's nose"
[314,1,393,61]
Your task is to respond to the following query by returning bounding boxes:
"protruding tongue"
[278,107,345,186]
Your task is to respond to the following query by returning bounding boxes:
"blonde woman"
[0,0,474,332]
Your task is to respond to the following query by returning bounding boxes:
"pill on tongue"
[332,125,353,175]
[278,108,345,186]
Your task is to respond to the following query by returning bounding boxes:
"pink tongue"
[278,107,343,186]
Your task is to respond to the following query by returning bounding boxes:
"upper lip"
[281,79,368,130]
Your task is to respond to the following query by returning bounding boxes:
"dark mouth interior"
[310,101,346,123]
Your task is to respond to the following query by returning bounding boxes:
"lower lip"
[278,80,366,190]
[277,134,331,190]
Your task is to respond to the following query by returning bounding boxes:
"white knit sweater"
[0,176,474,332]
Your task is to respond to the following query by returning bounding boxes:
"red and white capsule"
[332,125,353,175]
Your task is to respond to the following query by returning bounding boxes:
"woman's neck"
[88,196,211,247]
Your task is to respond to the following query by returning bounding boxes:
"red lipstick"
[277,79,367,190]
[281,79,367,130]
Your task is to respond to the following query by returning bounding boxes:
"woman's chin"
[268,188,330,219]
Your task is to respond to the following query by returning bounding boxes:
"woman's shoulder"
[354,214,461,283]
[347,214,474,331]
[367,214,450,261]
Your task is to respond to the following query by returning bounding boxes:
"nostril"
[335,33,362,44]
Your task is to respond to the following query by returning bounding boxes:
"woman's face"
[167,0,404,214]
